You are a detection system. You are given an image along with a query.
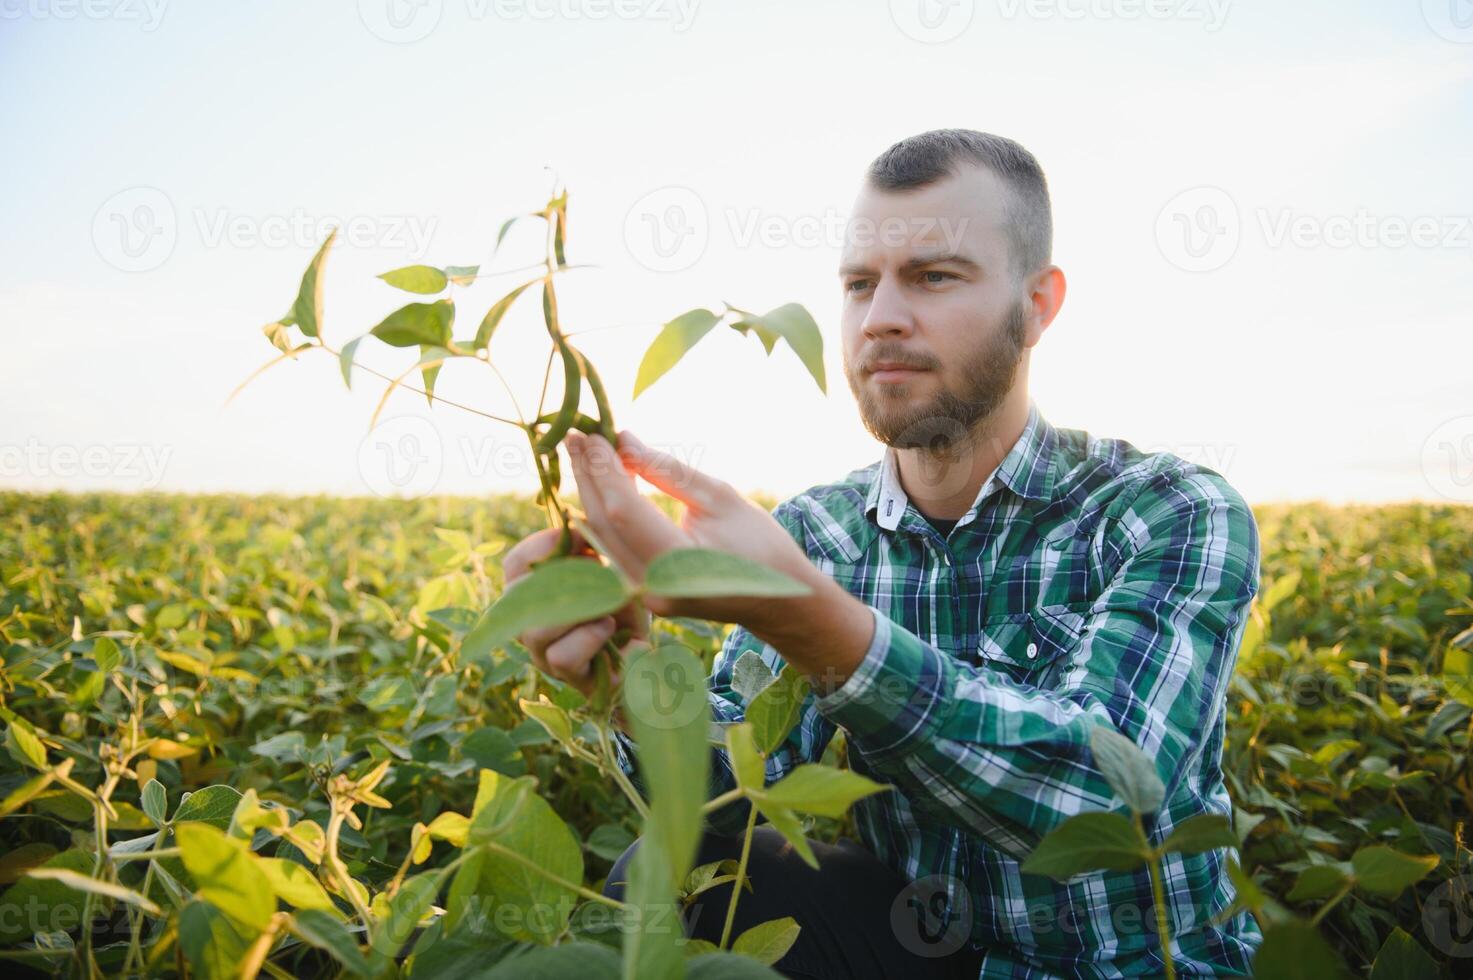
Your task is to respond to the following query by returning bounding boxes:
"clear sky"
[2,0,1470,506]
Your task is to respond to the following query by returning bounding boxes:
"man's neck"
[894,391,1030,522]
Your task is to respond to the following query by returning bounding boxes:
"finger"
[504,526,591,582]
[578,434,686,556]
[543,616,617,688]
[616,431,731,512]
[612,597,649,640]
[566,433,646,576]
[520,618,579,658]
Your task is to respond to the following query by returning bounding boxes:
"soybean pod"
[573,348,618,446]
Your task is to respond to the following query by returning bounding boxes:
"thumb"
[618,431,726,511]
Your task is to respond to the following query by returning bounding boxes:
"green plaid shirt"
[622,399,1262,977]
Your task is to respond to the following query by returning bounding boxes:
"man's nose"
[860,279,916,340]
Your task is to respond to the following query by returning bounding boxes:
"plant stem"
[596,722,651,821]
[317,341,523,427]
[325,806,375,931]
[719,801,759,950]
[701,788,743,815]
[113,847,182,863]
[1310,881,1354,926]
[1146,853,1177,980]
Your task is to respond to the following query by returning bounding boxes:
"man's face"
[839,164,1032,452]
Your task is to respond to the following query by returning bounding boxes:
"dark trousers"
[604,827,984,980]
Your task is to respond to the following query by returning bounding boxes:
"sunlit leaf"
[370,299,455,348]
[379,264,448,295]
[633,308,720,398]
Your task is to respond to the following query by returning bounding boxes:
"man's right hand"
[502,526,651,700]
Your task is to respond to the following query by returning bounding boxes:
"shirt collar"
[864,399,1058,532]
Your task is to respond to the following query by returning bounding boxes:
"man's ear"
[1022,265,1067,348]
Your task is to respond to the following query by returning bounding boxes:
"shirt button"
[1026,642,1038,659]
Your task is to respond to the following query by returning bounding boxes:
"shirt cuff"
[813,605,955,760]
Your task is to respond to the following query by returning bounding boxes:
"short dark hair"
[866,129,1052,280]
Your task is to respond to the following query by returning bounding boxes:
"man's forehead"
[839,168,1009,267]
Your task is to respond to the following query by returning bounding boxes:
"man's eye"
[845,279,872,293]
[923,271,956,284]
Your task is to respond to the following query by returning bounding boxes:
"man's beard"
[845,299,1028,456]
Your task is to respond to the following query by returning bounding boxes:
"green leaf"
[1286,863,1351,902]
[474,280,536,351]
[179,900,255,980]
[483,942,621,978]
[419,343,449,403]
[465,557,629,659]
[584,823,635,862]
[442,847,486,935]
[1088,723,1165,815]
[474,781,584,944]
[92,636,120,673]
[633,308,721,398]
[371,871,441,963]
[370,299,455,348]
[731,916,800,966]
[1349,845,1439,898]
[520,697,574,745]
[250,732,307,763]
[339,335,364,389]
[729,303,826,394]
[292,908,372,976]
[751,802,817,870]
[176,822,276,930]
[172,785,244,827]
[731,651,776,704]
[358,674,418,714]
[725,723,765,791]
[1369,927,1438,980]
[461,727,527,777]
[623,643,711,890]
[1158,814,1237,856]
[644,548,813,600]
[622,841,683,980]
[6,718,46,769]
[0,849,90,944]
[685,951,789,978]
[746,665,808,754]
[1251,920,1348,980]
[258,858,335,912]
[379,264,449,294]
[291,229,337,340]
[761,765,888,819]
[1019,812,1151,879]
[141,779,167,826]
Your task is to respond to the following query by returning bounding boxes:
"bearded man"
[503,129,1262,979]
